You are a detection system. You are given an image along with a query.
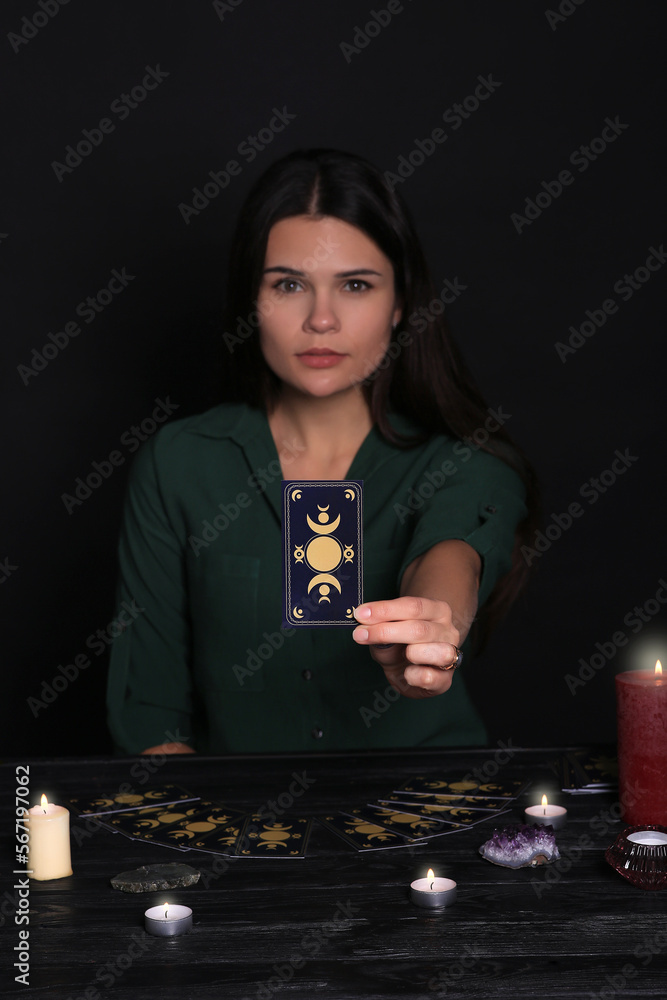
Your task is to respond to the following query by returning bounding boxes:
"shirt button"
[302,669,313,681]
[311,726,323,739]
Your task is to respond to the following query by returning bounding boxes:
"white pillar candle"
[26,795,73,881]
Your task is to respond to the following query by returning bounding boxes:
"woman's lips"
[296,349,347,368]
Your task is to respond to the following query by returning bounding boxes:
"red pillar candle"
[616,662,667,825]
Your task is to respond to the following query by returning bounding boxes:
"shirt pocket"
[190,552,265,692]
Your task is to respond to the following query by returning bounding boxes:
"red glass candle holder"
[605,825,667,890]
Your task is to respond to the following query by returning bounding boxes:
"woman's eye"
[274,278,303,293]
[344,279,370,292]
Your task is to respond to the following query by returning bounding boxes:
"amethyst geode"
[479,823,561,869]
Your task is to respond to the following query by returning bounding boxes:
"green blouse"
[106,404,526,754]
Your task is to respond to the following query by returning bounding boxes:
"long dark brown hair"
[221,148,540,642]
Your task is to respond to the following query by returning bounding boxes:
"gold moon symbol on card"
[344,488,355,500]
[291,489,302,501]
[308,573,341,594]
[293,607,304,618]
[306,513,340,534]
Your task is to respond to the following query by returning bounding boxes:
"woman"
[106,148,538,756]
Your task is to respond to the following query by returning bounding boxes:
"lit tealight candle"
[525,795,567,831]
[144,902,193,937]
[409,868,457,909]
[626,830,667,847]
[26,794,73,881]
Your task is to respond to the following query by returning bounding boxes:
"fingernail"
[353,627,369,642]
[373,643,394,649]
[354,605,371,621]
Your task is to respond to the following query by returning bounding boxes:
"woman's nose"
[304,293,339,333]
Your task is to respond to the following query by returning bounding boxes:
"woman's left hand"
[352,596,462,699]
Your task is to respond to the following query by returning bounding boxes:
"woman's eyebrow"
[262,266,384,277]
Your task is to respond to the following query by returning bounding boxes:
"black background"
[2,0,665,756]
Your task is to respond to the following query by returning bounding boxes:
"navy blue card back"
[282,481,363,627]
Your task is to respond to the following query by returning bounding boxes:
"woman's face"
[257,215,402,399]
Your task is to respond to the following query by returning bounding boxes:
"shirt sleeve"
[397,446,528,607]
[106,434,194,754]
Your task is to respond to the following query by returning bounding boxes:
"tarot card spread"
[282,480,363,627]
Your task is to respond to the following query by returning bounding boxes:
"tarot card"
[554,753,581,792]
[369,802,509,828]
[104,801,222,848]
[395,776,528,799]
[282,480,363,627]
[344,805,463,838]
[189,816,248,856]
[160,804,249,849]
[234,814,312,858]
[68,784,199,816]
[379,794,512,812]
[568,748,617,789]
[317,813,428,851]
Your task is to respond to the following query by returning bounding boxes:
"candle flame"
[40,794,48,812]
[656,661,663,677]
[163,903,169,919]
[427,869,434,879]
[541,795,548,807]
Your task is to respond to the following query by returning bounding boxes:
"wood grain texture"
[3,748,666,999]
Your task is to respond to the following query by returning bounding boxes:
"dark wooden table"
[2,748,666,999]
